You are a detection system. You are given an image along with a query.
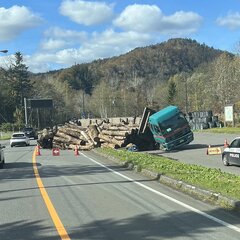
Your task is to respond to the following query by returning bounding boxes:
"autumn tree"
[209,53,235,112]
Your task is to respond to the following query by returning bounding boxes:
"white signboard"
[224,105,234,122]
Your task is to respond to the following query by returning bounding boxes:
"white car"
[10,132,30,147]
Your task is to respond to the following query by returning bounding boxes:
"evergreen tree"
[168,79,177,105]
[8,52,32,107]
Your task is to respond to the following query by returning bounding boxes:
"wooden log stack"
[37,119,141,151]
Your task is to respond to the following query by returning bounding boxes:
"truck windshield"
[159,113,187,135]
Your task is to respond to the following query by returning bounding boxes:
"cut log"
[80,130,94,144]
[65,123,86,131]
[53,135,83,145]
[88,124,100,141]
[100,142,121,149]
[68,143,94,150]
[57,127,84,139]
[101,129,130,137]
[98,133,123,146]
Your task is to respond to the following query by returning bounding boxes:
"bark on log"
[68,143,94,150]
[65,123,86,131]
[88,124,100,141]
[105,126,129,131]
[80,130,94,144]
[101,129,130,137]
[98,133,124,146]
[57,127,83,139]
[53,135,83,145]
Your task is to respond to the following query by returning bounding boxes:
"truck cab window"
[149,124,161,135]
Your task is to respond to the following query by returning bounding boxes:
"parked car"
[0,144,5,168]
[10,132,30,147]
[22,127,37,139]
[222,137,240,166]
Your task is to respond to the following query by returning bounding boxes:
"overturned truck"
[37,105,193,151]
[37,118,157,151]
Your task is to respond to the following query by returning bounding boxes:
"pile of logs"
[37,119,146,151]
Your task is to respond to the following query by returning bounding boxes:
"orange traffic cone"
[35,145,41,156]
[224,139,229,148]
[74,145,79,156]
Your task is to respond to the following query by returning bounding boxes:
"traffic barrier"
[74,145,79,156]
[206,145,222,155]
[224,139,229,148]
[35,145,41,156]
[52,148,60,156]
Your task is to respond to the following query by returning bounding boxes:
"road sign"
[52,148,60,156]
[207,147,222,155]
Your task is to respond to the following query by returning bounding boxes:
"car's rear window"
[24,128,33,131]
[12,134,25,138]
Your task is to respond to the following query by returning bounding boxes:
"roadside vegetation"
[201,127,240,134]
[0,133,11,140]
[99,147,240,201]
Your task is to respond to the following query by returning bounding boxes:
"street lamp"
[0,50,8,53]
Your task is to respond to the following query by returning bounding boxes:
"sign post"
[224,104,234,127]
[24,97,28,126]
[52,148,60,156]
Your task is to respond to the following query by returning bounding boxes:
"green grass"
[0,132,12,140]
[98,148,240,201]
[199,127,240,134]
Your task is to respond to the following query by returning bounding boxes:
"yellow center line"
[32,147,71,240]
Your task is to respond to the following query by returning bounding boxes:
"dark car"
[22,127,37,139]
[222,137,240,166]
[0,144,5,168]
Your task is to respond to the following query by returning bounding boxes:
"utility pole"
[24,98,28,126]
[0,50,8,53]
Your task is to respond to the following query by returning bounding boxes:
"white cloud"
[44,27,87,39]
[79,29,153,61]
[26,29,153,72]
[1,3,203,73]
[114,4,162,32]
[114,4,202,35]
[217,12,240,30]
[41,39,67,51]
[0,5,43,41]
[59,0,114,25]
[41,27,88,50]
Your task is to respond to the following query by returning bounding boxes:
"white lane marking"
[81,152,240,233]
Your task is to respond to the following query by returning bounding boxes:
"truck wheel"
[159,144,167,151]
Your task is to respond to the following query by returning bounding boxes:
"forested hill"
[91,38,226,81]
[34,38,230,92]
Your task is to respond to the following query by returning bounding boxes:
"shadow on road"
[1,209,239,239]
[5,162,41,169]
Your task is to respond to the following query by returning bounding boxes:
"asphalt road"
[148,132,240,176]
[1,140,240,239]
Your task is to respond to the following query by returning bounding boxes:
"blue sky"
[0,0,240,73]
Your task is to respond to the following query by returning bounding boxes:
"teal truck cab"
[148,105,194,150]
